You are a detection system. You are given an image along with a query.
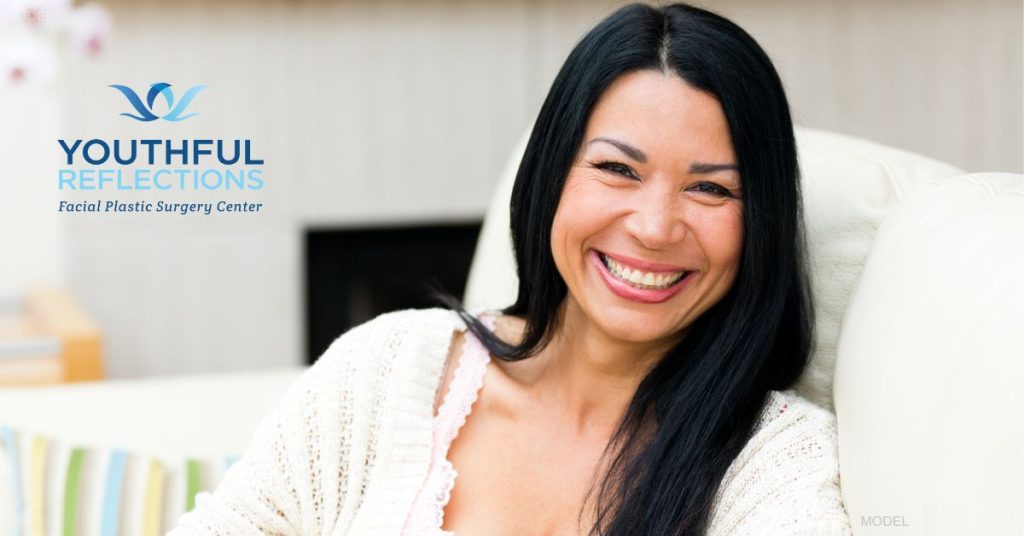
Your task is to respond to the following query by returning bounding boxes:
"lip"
[589,249,694,304]
[599,250,690,273]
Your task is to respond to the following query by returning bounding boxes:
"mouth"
[591,250,695,303]
[598,251,688,290]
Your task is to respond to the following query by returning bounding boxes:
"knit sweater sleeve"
[168,313,404,535]
[707,391,853,536]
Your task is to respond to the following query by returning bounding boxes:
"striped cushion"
[0,425,238,536]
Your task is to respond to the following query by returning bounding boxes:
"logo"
[109,82,208,122]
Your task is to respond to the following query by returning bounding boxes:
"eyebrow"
[590,137,648,163]
[689,162,739,174]
[588,136,738,174]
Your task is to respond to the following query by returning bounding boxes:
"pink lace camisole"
[400,313,496,536]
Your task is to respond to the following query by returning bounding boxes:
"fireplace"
[304,221,482,364]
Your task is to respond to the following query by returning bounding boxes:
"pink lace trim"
[401,313,495,536]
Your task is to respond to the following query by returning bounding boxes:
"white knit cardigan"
[170,308,852,535]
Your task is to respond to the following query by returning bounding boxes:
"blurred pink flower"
[66,3,111,57]
[3,0,72,30]
[0,36,58,84]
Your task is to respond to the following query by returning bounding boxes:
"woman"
[173,3,851,535]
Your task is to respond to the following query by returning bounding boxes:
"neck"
[499,299,673,438]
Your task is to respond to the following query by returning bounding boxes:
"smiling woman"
[552,71,744,349]
[171,3,850,535]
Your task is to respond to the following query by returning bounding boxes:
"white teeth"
[600,253,686,290]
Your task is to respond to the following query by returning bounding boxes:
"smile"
[599,252,687,289]
[591,250,694,304]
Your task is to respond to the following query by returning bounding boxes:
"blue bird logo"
[109,83,208,121]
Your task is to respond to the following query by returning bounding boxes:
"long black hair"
[443,3,812,534]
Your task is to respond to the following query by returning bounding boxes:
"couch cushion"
[794,128,962,409]
[833,173,1023,534]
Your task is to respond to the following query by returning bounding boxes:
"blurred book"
[0,290,103,386]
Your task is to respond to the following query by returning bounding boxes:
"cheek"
[550,174,615,255]
[549,210,571,276]
[555,174,611,218]
[692,204,744,276]
[549,184,582,280]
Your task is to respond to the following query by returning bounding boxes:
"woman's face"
[550,69,743,349]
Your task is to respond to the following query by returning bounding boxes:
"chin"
[591,302,686,346]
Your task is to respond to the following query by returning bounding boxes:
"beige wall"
[725,0,1023,173]
[47,0,1021,377]
[0,84,66,298]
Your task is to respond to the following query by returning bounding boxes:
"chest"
[439,395,609,535]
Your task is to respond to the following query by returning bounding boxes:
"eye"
[688,181,735,198]
[591,160,639,180]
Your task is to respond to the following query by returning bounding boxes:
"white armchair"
[463,127,1024,535]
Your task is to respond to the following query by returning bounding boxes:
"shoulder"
[753,389,838,445]
[302,307,466,399]
[326,307,464,348]
[744,389,841,479]
[708,390,852,535]
[730,390,842,485]
[318,307,464,366]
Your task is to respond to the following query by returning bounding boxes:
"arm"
[168,366,318,535]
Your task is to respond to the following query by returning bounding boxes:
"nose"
[623,185,687,250]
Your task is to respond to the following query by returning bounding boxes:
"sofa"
[0,127,1020,535]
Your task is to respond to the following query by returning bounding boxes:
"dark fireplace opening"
[304,221,482,365]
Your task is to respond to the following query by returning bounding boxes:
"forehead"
[583,69,735,161]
